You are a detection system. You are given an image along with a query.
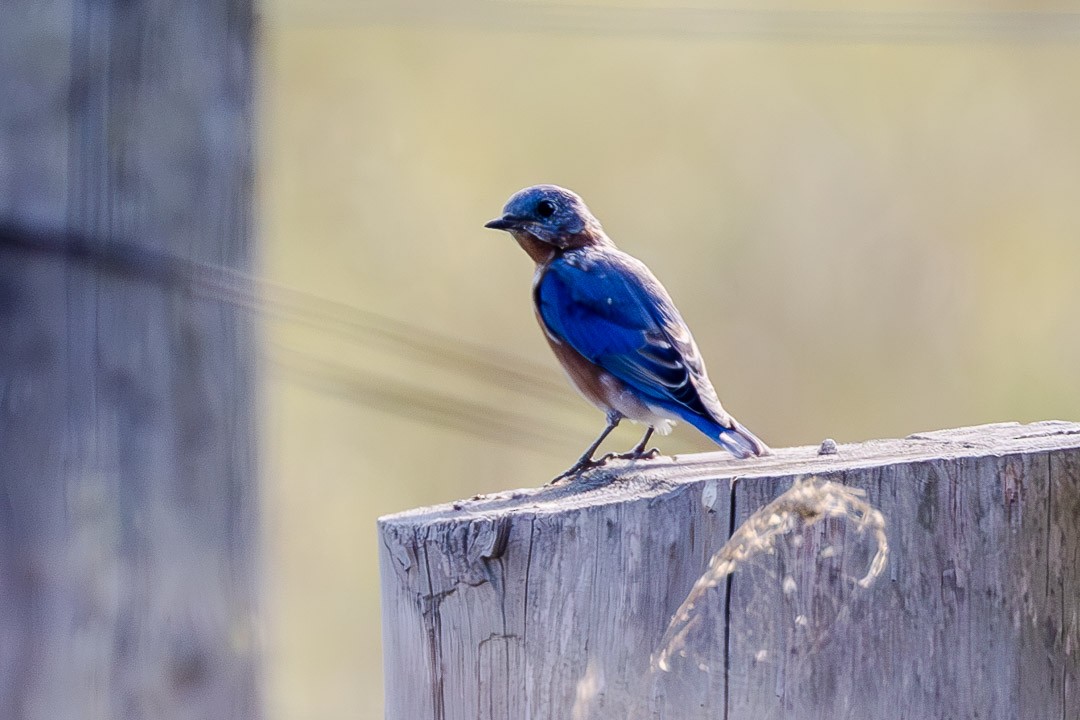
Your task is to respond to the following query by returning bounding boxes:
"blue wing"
[535,250,715,421]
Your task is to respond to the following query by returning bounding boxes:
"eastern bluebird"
[485,184,770,480]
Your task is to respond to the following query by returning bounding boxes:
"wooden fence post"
[379,421,1080,719]
[0,2,258,718]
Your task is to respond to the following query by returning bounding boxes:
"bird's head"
[485,185,608,258]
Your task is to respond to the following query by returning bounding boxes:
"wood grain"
[0,2,258,718]
[380,421,1080,719]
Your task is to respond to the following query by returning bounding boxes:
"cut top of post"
[379,420,1080,528]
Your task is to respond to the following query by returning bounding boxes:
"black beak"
[484,214,526,231]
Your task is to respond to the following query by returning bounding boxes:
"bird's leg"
[630,427,660,458]
[607,426,661,461]
[550,412,622,483]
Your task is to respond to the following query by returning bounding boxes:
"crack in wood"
[722,476,738,720]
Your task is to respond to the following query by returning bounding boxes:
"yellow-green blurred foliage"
[261,3,1080,717]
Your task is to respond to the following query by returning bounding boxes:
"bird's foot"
[548,456,611,484]
[603,447,662,462]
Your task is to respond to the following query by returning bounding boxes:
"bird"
[484,184,770,481]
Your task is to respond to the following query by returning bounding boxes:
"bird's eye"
[536,200,556,218]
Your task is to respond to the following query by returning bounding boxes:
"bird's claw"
[607,447,662,462]
[550,448,662,483]
[548,456,610,484]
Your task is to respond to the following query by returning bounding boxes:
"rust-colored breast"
[530,256,614,413]
[536,316,613,413]
[514,233,557,264]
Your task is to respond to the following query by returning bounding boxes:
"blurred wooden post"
[0,2,258,719]
[379,421,1080,720]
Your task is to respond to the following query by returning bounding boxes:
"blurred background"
[3,1,1080,719]
[260,2,1080,717]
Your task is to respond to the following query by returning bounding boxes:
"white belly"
[597,373,678,435]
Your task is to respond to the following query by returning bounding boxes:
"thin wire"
[200,265,577,406]
[0,218,579,408]
[0,219,591,452]
[271,346,584,455]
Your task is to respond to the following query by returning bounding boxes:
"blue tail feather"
[677,410,770,458]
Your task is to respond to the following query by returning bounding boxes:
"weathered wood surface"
[379,421,1080,720]
[0,2,258,719]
